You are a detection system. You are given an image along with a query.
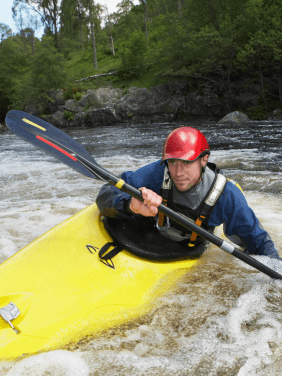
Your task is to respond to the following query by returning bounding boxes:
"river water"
[0,121,282,376]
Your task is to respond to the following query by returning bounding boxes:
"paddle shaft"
[117,178,282,280]
[5,110,282,280]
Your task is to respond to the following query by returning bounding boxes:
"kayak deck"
[0,204,199,360]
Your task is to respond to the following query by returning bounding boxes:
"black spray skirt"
[104,215,206,261]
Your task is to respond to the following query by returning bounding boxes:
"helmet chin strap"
[189,168,204,189]
[195,174,203,187]
[194,165,207,186]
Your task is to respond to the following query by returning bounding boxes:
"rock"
[63,99,82,113]
[87,107,121,127]
[184,87,223,117]
[46,101,60,115]
[115,83,188,123]
[24,104,40,116]
[267,108,282,121]
[71,113,91,128]
[234,92,259,110]
[49,90,65,104]
[50,111,70,128]
[22,80,269,128]
[94,87,123,104]
[78,93,102,110]
[115,82,226,124]
[218,111,250,124]
[46,90,66,115]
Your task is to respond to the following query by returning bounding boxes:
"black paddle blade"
[5,110,104,180]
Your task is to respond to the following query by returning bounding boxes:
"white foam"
[6,351,89,376]
[226,286,281,375]
[0,201,91,261]
[0,238,17,259]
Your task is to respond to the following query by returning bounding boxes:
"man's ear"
[201,154,209,167]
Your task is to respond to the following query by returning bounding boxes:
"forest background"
[1,0,282,123]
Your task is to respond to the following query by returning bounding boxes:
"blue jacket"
[96,160,279,258]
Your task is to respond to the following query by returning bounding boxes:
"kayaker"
[96,127,279,259]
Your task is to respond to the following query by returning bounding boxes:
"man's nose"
[175,163,184,176]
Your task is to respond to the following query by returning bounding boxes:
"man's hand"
[129,187,162,217]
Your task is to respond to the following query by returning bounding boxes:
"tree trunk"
[105,4,115,55]
[31,32,35,55]
[109,35,115,55]
[80,17,84,51]
[53,0,59,49]
[76,71,118,82]
[89,0,98,69]
[78,1,84,52]
[178,0,181,12]
[141,0,148,47]
[258,53,267,114]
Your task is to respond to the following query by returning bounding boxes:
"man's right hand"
[129,187,162,217]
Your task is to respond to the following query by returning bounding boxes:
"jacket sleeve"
[209,182,279,258]
[96,160,165,219]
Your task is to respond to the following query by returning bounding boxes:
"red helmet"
[162,127,210,162]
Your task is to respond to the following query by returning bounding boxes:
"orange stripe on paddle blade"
[36,135,77,161]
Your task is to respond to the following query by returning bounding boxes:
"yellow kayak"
[0,204,201,360]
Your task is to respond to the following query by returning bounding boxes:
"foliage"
[0,23,13,41]
[118,30,147,79]
[63,87,85,100]
[64,110,74,120]
[247,105,266,120]
[9,36,67,110]
[73,92,83,101]
[1,0,282,121]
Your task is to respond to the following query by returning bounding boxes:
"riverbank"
[2,80,282,129]
[28,82,227,128]
[20,80,282,129]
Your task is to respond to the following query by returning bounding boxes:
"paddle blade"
[5,110,102,179]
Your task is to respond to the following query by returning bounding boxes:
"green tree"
[11,36,67,110]
[87,0,98,69]
[238,2,282,110]
[0,23,13,45]
[60,0,88,51]
[112,2,144,48]
[103,4,116,55]
[13,0,60,48]
[139,0,148,46]
[118,30,146,79]
[0,34,28,120]
[116,0,134,16]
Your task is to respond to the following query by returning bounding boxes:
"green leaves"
[0,24,13,41]
[8,36,67,110]
[118,30,147,79]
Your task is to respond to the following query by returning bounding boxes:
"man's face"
[167,155,209,192]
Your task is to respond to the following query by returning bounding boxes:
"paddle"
[5,110,282,280]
